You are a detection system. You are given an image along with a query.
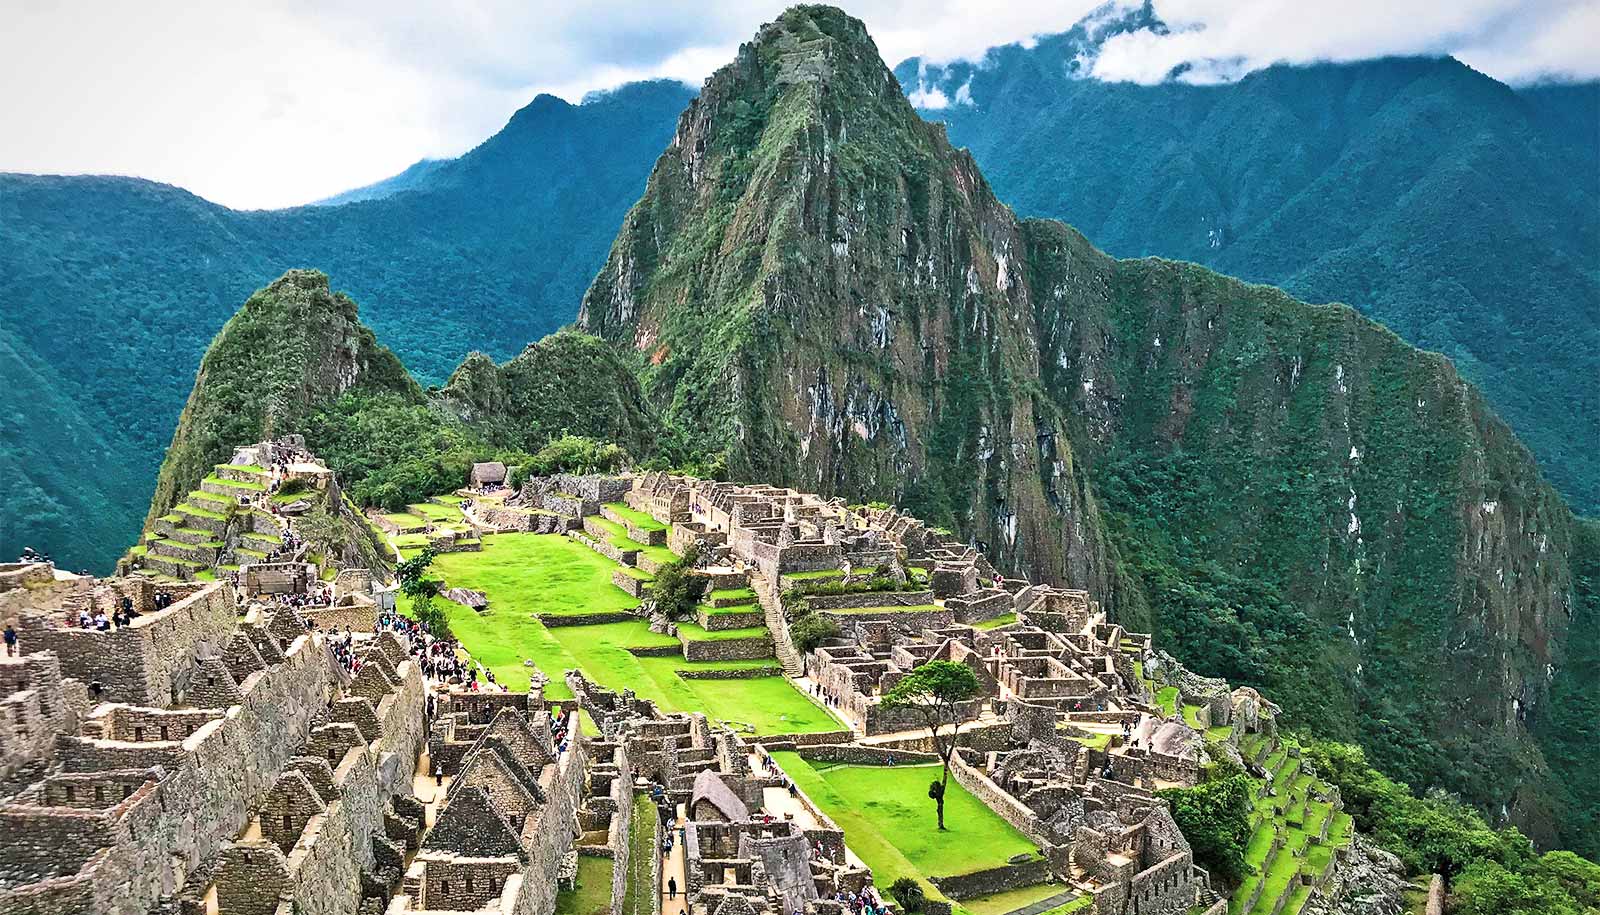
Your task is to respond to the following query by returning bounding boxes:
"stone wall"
[509,736,590,915]
[680,633,773,663]
[0,652,79,779]
[803,590,935,610]
[930,857,1053,900]
[1,630,339,915]
[17,581,236,706]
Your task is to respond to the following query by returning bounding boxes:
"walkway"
[660,801,688,915]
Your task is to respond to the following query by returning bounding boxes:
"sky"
[2,0,1595,210]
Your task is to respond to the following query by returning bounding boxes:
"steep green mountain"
[894,6,1600,514]
[0,79,694,571]
[144,269,658,535]
[577,4,1595,851]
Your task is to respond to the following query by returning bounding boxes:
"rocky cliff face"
[577,4,1588,845]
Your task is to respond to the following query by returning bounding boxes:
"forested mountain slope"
[0,79,693,570]
[895,5,1600,514]
[578,4,1597,852]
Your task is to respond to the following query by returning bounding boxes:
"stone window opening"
[64,785,76,802]
[282,813,293,833]
[122,785,133,799]
[441,881,452,896]
[160,725,170,740]
[134,726,144,741]
[94,785,105,802]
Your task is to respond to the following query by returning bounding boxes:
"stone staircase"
[752,573,805,678]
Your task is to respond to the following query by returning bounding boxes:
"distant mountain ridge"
[0,79,695,570]
[895,4,1600,515]
[2,2,1594,587]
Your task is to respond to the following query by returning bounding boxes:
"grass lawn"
[770,753,1042,901]
[709,587,755,602]
[1156,686,1179,718]
[622,794,656,915]
[383,512,428,528]
[604,502,667,531]
[408,502,461,522]
[1182,704,1206,729]
[411,534,835,732]
[827,604,941,615]
[963,883,1074,915]
[676,622,771,642]
[554,854,613,915]
[973,613,1017,629]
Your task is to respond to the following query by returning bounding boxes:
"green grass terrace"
[404,533,837,734]
[770,752,1077,915]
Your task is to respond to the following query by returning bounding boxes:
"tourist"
[434,762,444,786]
[667,877,677,900]
[3,624,17,656]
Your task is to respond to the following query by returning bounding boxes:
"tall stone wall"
[0,632,338,915]
[17,582,236,705]
[508,735,591,915]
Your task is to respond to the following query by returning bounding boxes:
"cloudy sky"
[3,0,1594,210]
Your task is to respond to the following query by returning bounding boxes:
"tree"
[646,542,706,621]
[396,547,450,636]
[881,660,981,829]
[1157,766,1254,886]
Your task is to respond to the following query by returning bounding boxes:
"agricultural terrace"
[770,752,1084,915]
[403,531,840,734]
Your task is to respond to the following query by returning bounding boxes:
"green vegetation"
[403,533,832,732]
[623,793,658,915]
[770,752,1041,902]
[961,884,1074,915]
[1158,764,1254,885]
[554,854,614,915]
[1,79,694,573]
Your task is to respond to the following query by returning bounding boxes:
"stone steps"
[752,574,805,678]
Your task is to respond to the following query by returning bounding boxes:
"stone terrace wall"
[0,652,80,779]
[17,581,235,706]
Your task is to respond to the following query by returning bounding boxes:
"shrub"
[1158,772,1253,886]
[790,614,839,652]
[888,877,924,913]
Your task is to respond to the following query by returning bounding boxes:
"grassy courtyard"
[407,533,838,732]
[769,752,1052,905]
[554,853,613,915]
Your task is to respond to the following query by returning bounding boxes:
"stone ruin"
[0,576,426,915]
[569,673,867,915]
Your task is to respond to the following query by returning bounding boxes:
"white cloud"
[1088,0,1600,85]
[0,0,1593,209]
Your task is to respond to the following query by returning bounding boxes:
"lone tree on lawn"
[881,659,981,830]
[396,547,449,637]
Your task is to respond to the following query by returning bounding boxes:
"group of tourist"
[327,627,363,675]
[71,593,151,632]
[549,706,573,756]
[259,525,305,563]
[15,546,51,565]
[375,610,484,692]
[263,587,332,610]
[833,886,887,915]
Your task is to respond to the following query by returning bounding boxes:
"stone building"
[0,577,426,915]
